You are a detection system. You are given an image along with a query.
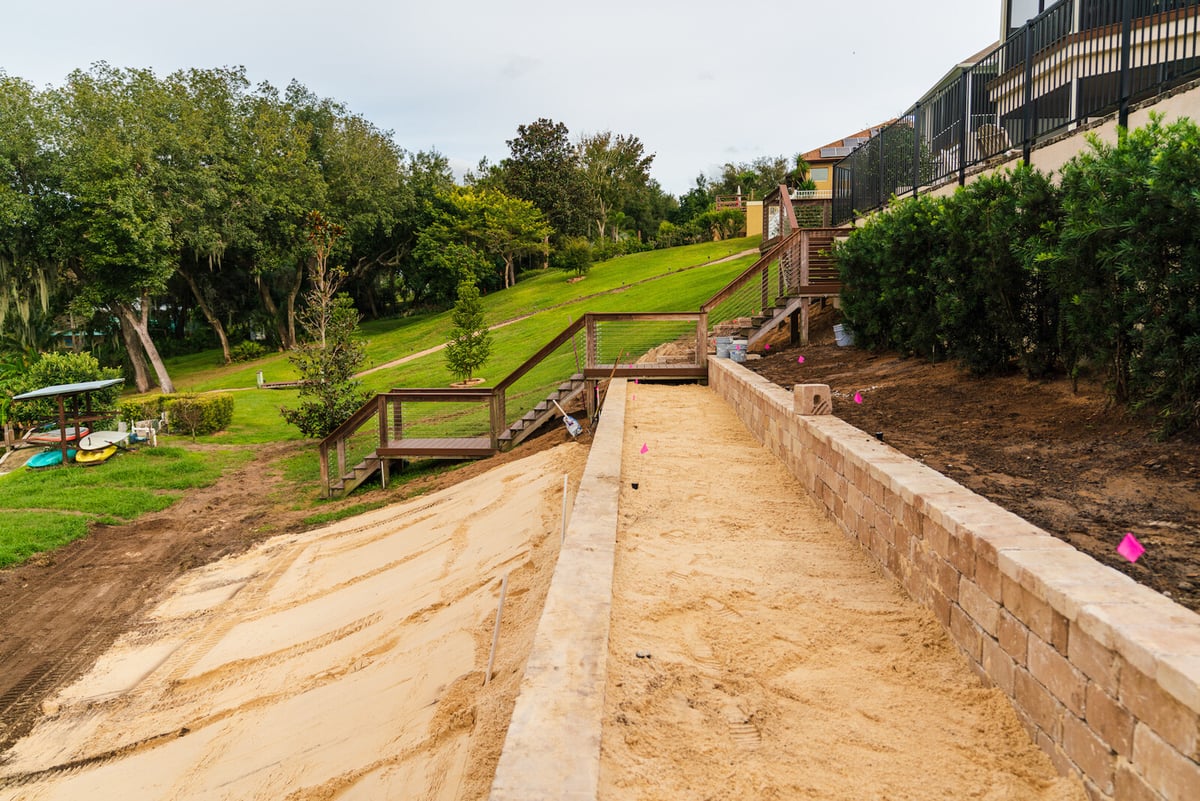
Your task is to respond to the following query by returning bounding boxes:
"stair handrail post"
[696,311,709,369]
[319,440,331,499]
[800,229,811,291]
[377,393,388,447]
[585,314,598,370]
[490,388,505,450]
[336,438,347,488]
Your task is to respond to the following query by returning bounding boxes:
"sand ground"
[0,442,588,800]
[0,382,1091,800]
[599,383,1086,801]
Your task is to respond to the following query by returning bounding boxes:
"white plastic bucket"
[730,338,748,363]
[833,324,855,347]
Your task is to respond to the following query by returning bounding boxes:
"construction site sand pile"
[0,443,587,800]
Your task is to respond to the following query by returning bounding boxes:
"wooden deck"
[376,437,496,458]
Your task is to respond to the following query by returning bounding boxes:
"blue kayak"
[27,448,77,468]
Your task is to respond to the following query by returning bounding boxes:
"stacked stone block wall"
[708,358,1200,801]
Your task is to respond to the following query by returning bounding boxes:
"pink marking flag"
[853,391,863,404]
[640,443,648,454]
[1117,532,1145,563]
[798,355,805,364]
[765,343,770,350]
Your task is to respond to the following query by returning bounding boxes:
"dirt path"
[600,383,1084,800]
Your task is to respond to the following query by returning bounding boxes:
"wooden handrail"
[701,230,801,313]
[494,315,587,393]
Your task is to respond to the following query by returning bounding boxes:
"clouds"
[4,0,1001,195]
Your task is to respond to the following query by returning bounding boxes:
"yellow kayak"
[74,444,118,465]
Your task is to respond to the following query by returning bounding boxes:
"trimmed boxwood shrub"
[163,393,235,439]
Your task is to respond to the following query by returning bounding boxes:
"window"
[810,167,829,183]
[1007,0,1047,35]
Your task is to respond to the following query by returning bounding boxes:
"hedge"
[836,114,1199,433]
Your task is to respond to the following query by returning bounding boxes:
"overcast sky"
[4,0,1002,196]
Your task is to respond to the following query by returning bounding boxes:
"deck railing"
[833,0,1200,223]
[317,312,706,497]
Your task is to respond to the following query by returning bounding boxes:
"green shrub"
[230,340,268,363]
[551,237,593,276]
[164,393,235,438]
[6,351,123,425]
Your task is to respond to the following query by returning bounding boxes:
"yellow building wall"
[745,200,763,237]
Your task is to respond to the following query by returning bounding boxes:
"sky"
[4,0,1002,196]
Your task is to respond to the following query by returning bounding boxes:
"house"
[799,126,886,197]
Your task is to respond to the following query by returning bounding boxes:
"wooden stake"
[561,473,569,545]
[484,573,509,686]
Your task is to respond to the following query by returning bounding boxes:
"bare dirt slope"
[0,440,587,799]
[748,323,1200,614]
[0,429,580,761]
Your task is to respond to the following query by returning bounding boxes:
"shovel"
[551,399,583,438]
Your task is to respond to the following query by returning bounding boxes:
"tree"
[444,280,491,382]
[279,211,368,438]
[425,187,551,289]
[578,131,654,241]
[0,73,60,355]
[51,64,179,393]
[500,117,592,240]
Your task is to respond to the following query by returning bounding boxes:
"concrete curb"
[488,379,627,801]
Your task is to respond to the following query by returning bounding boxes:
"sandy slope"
[600,383,1085,800]
[0,442,587,801]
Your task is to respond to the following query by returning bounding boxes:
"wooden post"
[585,315,598,370]
[484,573,509,685]
[696,312,709,369]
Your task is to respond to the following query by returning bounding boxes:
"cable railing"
[833,0,1200,224]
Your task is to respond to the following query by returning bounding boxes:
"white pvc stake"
[561,473,569,545]
[484,573,509,686]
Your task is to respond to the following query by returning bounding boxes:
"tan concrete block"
[959,577,1001,636]
[1087,682,1135,755]
[1037,728,1079,779]
[1132,722,1200,801]
[982,633,1016,696]
[1003,575,1055,643]
[1079,600,1200,707]
[999,608,1031,666]
[946,526,976,580]
[1063,711,1117,795]
[1052,609,1071,654]
[932,556,960,601]
[923,519,953,559]
[1070,628,1122,688]
[1114,760,1168,801]
[950,602,983,663]
[1120,665,1200,761]
[1159,652,1200,721]
[1016,666,1066,740]
[1030,636,1087,715]
[930,589,952,627]
[975,552,1002,601]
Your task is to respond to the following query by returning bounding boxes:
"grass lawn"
[1,237,759,567]
[0,446,252,567]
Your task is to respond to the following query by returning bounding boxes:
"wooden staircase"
[329,456,386,498]
[498,374,587,448]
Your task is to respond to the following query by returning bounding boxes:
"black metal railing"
[833,0,1200,224]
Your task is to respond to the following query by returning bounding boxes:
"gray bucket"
[730,338,748,363]
[833,324,855,347]
[715,335,732,359]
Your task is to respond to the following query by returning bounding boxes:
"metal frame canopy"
[12,378,125,466]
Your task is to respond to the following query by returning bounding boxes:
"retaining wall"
[708,358,1200,801]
